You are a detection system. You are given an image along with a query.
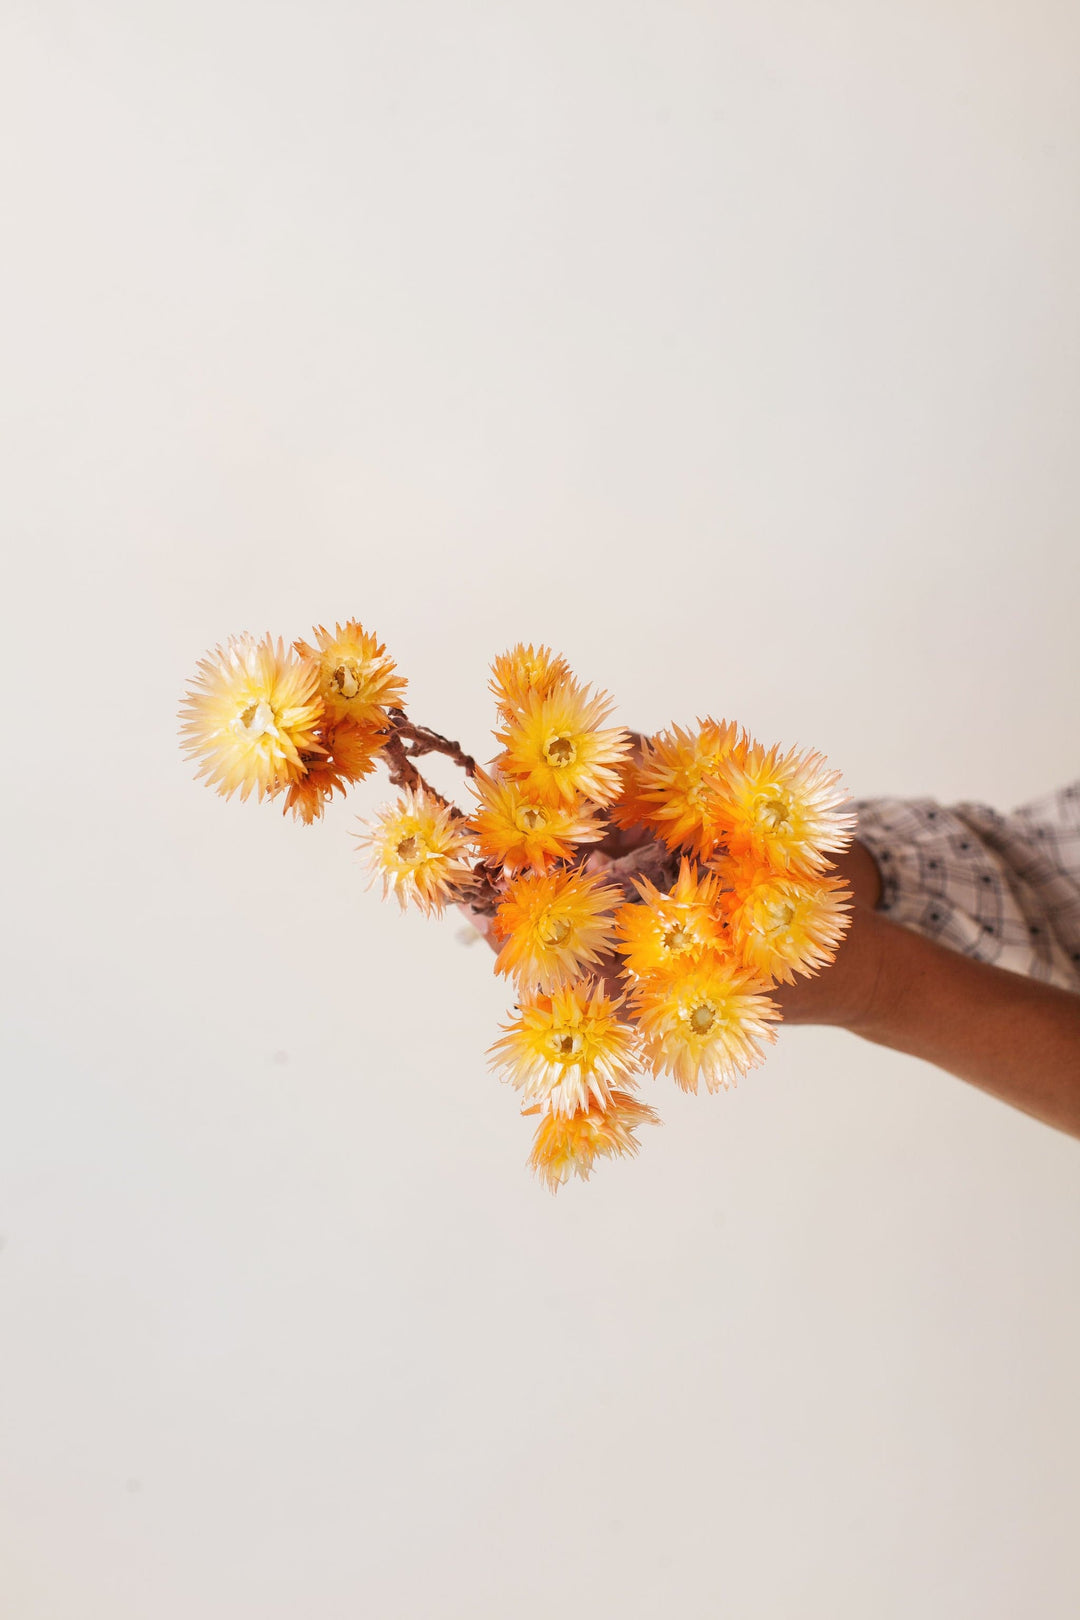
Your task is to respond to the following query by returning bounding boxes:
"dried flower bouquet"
[181,623,856,1190]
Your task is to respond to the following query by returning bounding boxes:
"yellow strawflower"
[495,680,631,808]
[716,857,852,985]
[614,719,747,856]
[489,643,572,719]
[492,867,622,992]
[180,633,324,802]
[707,741,856,875]
[356,789,476,914]
[527,1089,660,1193]
[614,858,731,979]
[293,620,407,726]
[489,980,640,1116]
[633,959,779,1093]
[467,768,604,875]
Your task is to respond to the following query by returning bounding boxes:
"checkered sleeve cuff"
[851,788,1080,992]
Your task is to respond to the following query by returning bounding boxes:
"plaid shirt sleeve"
[851,780,1080,992]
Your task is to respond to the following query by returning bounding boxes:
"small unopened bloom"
[282,719,388,825]
[489,643,572,720]
[527,1090,660,1193]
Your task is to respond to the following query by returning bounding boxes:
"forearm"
[855,912,1080,1135]
[774,846,1080,1138]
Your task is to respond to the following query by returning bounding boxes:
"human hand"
[764,839,884,1028]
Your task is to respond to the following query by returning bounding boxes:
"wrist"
[835,906,903,1035]
[769,904,899,1031]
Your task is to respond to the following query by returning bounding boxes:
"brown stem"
[381,732,457,811]
[380,708,483,812]
[387,708,480,777]
[583,838,681,902]
[464,861,504,916]
[380,715,503,914]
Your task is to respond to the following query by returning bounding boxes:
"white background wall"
[2,3,1079,1615]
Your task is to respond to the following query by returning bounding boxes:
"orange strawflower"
[293,620,407,726]
[614,858,731,979]
[716,857,852,985]
[633,958,779,1093]
[281,719,388,825]
[180,633,324,802]
[492,867,622,992]
[467,768,604,875]
[707,741,856,876]
[489,980,640,1116]
[613,719,747,856]
[489,643,572,719]
[495,680,631,808]
[527,1089,660,1193]
[356,789,476,914]
[328,716,390,781]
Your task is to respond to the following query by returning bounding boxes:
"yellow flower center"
[237,699,277,738]
[756,794,790,831]
[329,660,363,700]
[538,912,572,946]
[552,1030,581,1060]
[515,804,548,833]
[689,1000,717,1036]
[763,897,796,934]
[662,922,691,953]
[396,834,421,862]
[544,734,577,768]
